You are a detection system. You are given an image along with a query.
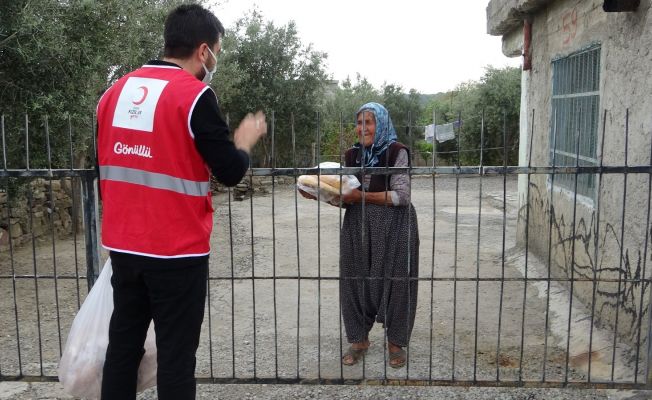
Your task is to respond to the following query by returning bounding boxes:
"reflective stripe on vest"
[100,165,209,197]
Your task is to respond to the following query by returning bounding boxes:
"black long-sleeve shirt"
[154,60,250,186]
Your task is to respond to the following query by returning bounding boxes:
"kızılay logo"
[112,77,168,132]
[132,86,149,105]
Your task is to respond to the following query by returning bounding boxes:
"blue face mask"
[202,47,218,84]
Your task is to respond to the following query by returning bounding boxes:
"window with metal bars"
[549,44,601,202]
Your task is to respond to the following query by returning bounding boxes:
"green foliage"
[212,10,329,167]
[422,66,521,166]
[0,3,519,172]
[415,140,433,166]
[0,0,187,169]
[381,86,422,147]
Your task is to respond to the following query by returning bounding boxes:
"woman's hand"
[337,189,362,204]
[298,188,317,200]
[327,198,344,207]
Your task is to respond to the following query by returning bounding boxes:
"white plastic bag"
[58,259,157,399]
[297,162,361,203]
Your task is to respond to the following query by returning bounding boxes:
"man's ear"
[197,43,209,63]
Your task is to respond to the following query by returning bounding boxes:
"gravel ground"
[0,381,651,400]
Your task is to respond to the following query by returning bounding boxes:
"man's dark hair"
[164,4,225,59]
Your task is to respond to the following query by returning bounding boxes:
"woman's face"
[356,111,376,148]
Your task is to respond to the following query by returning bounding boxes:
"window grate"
[550,45,601,201]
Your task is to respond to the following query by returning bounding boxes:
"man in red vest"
[96,4,266,399]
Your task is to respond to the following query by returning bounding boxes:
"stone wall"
[0,178,77,252]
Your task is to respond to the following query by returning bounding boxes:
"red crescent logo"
[132,86,148,105]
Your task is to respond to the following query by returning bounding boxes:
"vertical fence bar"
[84,114,100,288]
[428,110,437,383]
[612,108,630,382]
[68,116,81,309]
[316,111,322,382]
[271,111,279,380]
[646,115,652,388]
[2,115,24,376]
[634,112,652,383]
[25,115,45,375]
[227,183,235,379]
[495,110,508,382]
[542,110,559,382]
[226,108,236,380]
[382,112,390,381]
[206,146,216,379]
[473,110,485,382]
[518,109,536,381]
[338,111,344,381]
[0,116,4,377]
[203,158,213,377]
[0,111,2,376]
[360,111,368,379]
[206,252,214,377]
[91,113,97,166]
[647,268,652,388]
[226,132,236,379]
[406,110,414,379]
[564,108,583,383]
[588,109,608,382]
[203,105,221,376]
[81,173,100,289]
[452,112,461,381]
[206,104,215,382]
[205,94,216,380]
[292,113,301,380]
[44,116,64,356]
[25,115,30,170]
[1,115,5,170]
[4,194,23,377]
[248,162,257,380]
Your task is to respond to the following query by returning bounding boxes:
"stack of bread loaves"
[297,162,360,202]
[297,174,344,196]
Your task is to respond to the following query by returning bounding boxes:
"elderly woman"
[335,102,419,369]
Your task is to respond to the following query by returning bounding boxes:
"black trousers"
[101,252,208,400]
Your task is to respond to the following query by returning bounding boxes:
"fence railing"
[0,109,651,389]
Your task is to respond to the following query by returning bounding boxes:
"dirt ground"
[0,175,648,399]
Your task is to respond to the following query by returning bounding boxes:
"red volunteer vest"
[97,64,214,258]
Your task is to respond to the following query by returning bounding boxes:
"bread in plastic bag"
[297,162,360,203]
[58,259,157,399]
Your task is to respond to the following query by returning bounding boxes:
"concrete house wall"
[487,0,652,345]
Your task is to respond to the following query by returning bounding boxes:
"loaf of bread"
[297,175,343,196]
[319,175,343,189]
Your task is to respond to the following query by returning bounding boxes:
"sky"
[211,0,522,94]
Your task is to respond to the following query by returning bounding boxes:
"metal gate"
[0,109,650,389]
